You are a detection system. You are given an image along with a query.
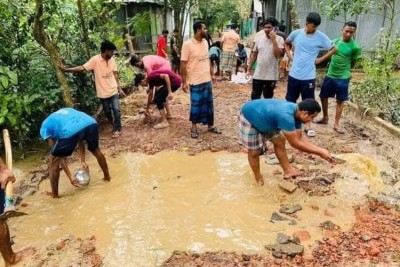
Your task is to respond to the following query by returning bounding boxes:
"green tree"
[312,0,373,22]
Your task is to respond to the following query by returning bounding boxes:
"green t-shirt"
[327,38,361,79]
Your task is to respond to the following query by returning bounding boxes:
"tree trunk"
[33,0,73,107]
[287,0,300,30]
[77,0,91,59]
[163,0,168,30]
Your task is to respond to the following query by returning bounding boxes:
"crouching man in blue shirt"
[238,98,333,185]
[40,108,111,198]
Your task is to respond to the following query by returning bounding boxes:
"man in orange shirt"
[157,30,169,59]
[60,40,125,138]
[181,21,221,138]
[220,24,241,80]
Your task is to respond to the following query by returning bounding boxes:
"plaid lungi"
[238,112,281,151]
[189,81,214,125]
[220,51,235,72]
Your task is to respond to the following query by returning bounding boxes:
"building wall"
[293,0,400,51]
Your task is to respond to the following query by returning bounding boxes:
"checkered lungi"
[220,51,235,72]
[238,112,281,151]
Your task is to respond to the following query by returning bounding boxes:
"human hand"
[211,74,217,84]
[81,162,89,172]
[319,149,334,163]
[70,179,80,187]
[315,57,323,65]
[0,168,16,190]
[167,93,173,100]
[182,83,188,93]
[268,30,277,41]
[118,86,126,97]
[58,64,67,72]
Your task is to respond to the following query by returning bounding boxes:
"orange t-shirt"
[181,38,211,85]
[221,29,241,53]
[83,55,118,98]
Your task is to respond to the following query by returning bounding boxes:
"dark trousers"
[251,79,276,100]
[100,93,121,131]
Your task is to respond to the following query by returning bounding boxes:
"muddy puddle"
[9,151,388,266]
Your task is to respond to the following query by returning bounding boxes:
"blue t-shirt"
[241,99,302,133]
[40,108,96,140]
[209,46,221,57]
[288,29,333,80]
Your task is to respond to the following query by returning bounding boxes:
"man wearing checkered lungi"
[238,98,334,186]
[220,24,241,80]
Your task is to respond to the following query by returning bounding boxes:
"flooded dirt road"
[10,150,390,266]
[4,80,400,266]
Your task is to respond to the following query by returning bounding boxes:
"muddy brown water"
[9,151,388,266]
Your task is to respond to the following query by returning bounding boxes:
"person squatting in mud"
[134,69,185,129]
[238,98,334,186]
[0,157,35,266]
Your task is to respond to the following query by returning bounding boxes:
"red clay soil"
[162,201,400,267]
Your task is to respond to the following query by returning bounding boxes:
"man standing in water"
[238,99,333,185]
[60,40,125,138]
[181,21,221,138]
[314,21,361,134]
[0,157,35,265]
[40,108,111,198]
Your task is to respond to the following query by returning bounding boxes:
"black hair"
[238,43,244,49]
[298,99,321,114]
[173,28,179,33]
[193,21,205,33]
[264,17,279,27]
[306,12,321,26]
[162,29,169,34]
[231,24,238,29]
[212,41,221,48]
[134,73,146,87]
[100,40,117,53]
[130,54,140,66]
[344,21,357,28]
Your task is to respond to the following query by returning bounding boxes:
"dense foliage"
[0,0,132,146]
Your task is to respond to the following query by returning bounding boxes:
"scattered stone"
[266,243,304,257]
[361,235,372,242]
[272,250,282,258]
[278,181,298,193]
[320,221,338,230]
[294,157,315,165]
[276,233,291,244]
[279,204,302,215]
[289,220,297,225]
[310,204,320,210]
[368,247,380,256]
[270,212,289,222]
[265,154,280,165]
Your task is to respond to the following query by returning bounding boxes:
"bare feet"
[313,118,329,124]
[7,247,36,266]
[103,178,111,182]
[45,191,59,198]
[283,168,302,179]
